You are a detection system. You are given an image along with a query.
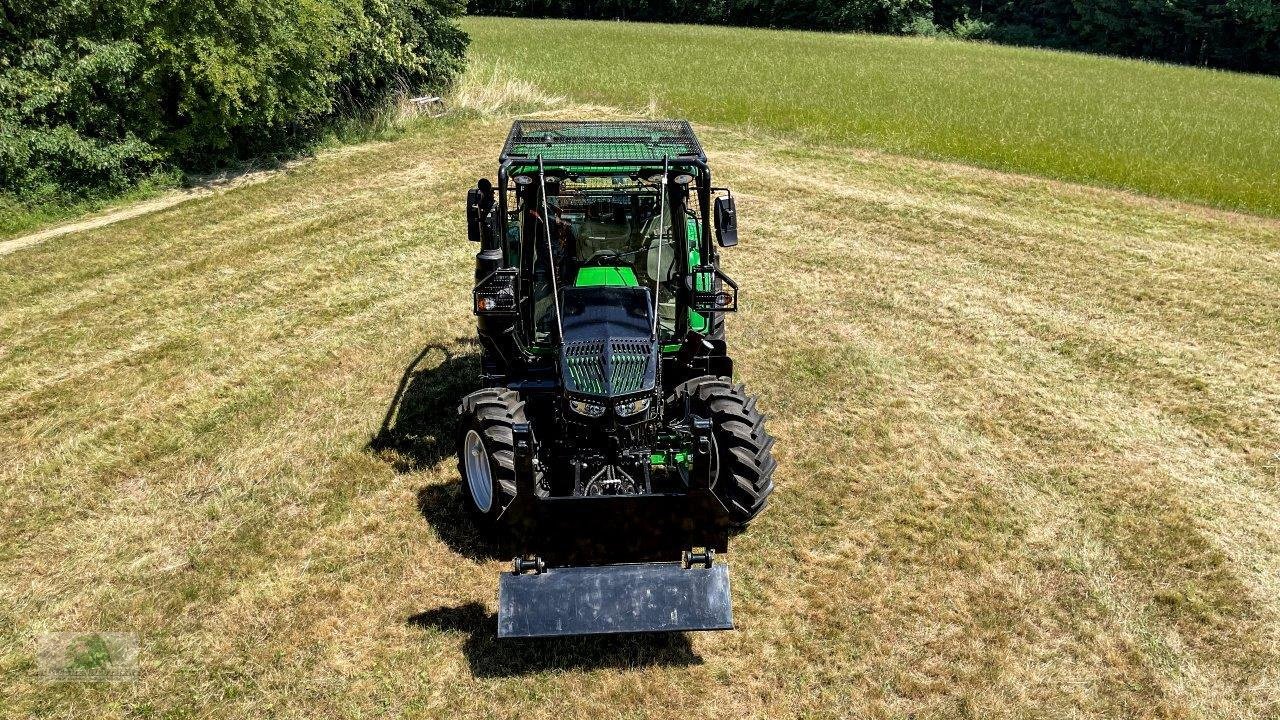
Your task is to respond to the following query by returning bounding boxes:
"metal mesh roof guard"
[501,120,705,163]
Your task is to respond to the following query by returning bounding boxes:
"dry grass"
[448,60,657,122]
[0,166,291,257]
[450,62,570,115]
[2,94,1279,718]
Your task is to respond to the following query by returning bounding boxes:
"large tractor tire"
[672,376,776,526]
[456,388,535,524]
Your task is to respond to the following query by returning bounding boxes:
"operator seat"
[641,224,678,330]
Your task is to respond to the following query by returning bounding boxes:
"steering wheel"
[582,249,625,267]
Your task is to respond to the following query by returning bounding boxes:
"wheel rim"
[708,432,720,489]
[463,429,493,512]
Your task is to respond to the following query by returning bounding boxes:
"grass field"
[465,17,1280,217]
[0,173,183,242]
[3,79,1279,716]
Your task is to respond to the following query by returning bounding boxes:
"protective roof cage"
[501,120,706,164]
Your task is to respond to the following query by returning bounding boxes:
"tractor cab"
[458,121,772,638]
[520,173,693,345]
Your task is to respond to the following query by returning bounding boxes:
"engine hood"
[558,286,658,398]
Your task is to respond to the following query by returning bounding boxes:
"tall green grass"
[464,17,1280,216]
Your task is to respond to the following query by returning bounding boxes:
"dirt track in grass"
[0,167,290,258]
[2,110,1279,718]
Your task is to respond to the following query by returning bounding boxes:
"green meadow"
[465,17,1280,216]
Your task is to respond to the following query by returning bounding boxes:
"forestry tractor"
[458,120,776,637]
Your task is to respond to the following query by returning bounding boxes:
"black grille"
[561,336,655,397]
[609,339,651,395]
[502,120,704,163]
[564,340,607,395]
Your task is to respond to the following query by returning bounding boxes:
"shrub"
[342,0,471,107]
[904,14,941,36]
[0,0,467,210]
[0,5,159,201]
[949,16,992,40]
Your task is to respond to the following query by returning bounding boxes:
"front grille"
[564,340,606,394]
[561,337,654,397]
[610,339,651,395]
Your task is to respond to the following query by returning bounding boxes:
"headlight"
[569,399,606,418]
[614,397,651,417]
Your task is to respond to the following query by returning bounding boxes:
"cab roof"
[501,120,705,165]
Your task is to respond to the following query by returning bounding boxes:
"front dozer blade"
[497,563,733,638]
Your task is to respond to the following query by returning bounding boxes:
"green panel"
[511,142,691,161]
[575,266,638,287]
[688,309,708,333]
[687,217,708,333]
[650,451,692,468]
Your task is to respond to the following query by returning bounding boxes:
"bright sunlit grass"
[465,17,1280,216]
[3,98,1279,716]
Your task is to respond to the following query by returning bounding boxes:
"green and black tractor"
[457,120,776,637]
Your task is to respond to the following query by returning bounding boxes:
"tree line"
[1,0,468,225]
[468,0,1280,75]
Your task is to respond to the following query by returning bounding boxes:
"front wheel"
[456,389,530,524]
[672,376,776,526]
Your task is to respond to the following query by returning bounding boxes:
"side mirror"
[466,178,494,243]
[713,195,738,247]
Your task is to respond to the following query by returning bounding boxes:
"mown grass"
[4,73,1280,716]
[0,103,438,243]
[0,171,184,241]
[465,16,1280,217]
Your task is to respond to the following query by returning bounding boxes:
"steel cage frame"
[495,155,717,356]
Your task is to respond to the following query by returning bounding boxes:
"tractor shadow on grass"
[370,340,504,561]
[408,602,703,677]
[413,483,505,562]
[369,340,481,472]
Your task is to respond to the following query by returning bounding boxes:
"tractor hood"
[559,286,658,399]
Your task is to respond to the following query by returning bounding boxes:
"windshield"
[525,177,683,344]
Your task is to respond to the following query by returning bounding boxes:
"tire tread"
[672,375,776,526]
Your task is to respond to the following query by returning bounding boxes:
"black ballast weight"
[499,562,732,638]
